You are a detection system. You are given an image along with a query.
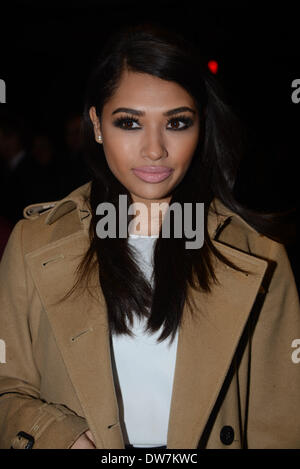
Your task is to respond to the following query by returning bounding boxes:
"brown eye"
[123,120,134,129]
[167,116,193,131]
[113,116,140,130]
[170,120,180,129]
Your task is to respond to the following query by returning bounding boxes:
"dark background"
[0,1,299,283]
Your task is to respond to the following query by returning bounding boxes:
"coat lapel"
[25,199,268,449]
[25,230,124,449]
[166,240,268,448]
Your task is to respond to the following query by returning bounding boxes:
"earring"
[98,135,103,143]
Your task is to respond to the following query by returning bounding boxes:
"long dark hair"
[74,24,292,345]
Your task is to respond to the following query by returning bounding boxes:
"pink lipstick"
[132,166,173,183]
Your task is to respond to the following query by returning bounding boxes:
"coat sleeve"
[246,238,300,448]
[0,220,89,449]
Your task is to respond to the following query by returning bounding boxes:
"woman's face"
[89,69,200,206]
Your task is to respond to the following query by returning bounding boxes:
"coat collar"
[24,183,268,448]
[24,181,238,240]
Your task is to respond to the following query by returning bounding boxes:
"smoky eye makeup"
[112,113,195,131]
[112,114,141,130]
[166,115,194,130]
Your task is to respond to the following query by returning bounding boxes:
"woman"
[0,24,299,450]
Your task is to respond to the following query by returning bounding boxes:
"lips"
[133,166,172,173]
[132,166,173,183]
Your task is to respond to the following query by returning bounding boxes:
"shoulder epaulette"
[23,202,57,220]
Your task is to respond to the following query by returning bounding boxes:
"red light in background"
[208,60,218,74]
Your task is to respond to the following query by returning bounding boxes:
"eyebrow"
[111,106,196,116]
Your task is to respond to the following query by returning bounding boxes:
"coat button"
[220,425,234,445]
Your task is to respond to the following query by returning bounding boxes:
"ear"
[89,106,102,144]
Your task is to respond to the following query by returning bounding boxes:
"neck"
[129,196,171,236]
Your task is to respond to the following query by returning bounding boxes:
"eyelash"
[112,114,194,131]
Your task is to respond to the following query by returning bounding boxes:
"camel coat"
[0,182,299,449]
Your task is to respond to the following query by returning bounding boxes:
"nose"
[140,128,168,161]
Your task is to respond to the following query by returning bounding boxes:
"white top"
[110,234,179,447]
